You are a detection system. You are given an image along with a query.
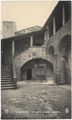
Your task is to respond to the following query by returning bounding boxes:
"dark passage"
[27,69,32,80]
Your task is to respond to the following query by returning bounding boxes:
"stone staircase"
[1,65,14,90]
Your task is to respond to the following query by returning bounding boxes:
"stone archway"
[58,35,71,84]
[20,58,54,82]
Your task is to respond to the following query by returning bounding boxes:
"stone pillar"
[53,54,57,84]
[35,64,37,80]
[12,40,17,88]
[12,40,15,57]
[44,26,49,44]
[44,31,46,43]
[62,5,65,26]
[53,16,56,35]
[46,26,49,40]
[44,26,49,54]
[60,57,66,84]
[30,35,33,47]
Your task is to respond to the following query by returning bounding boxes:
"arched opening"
[58,35,71,84]
[47,45,54,62]
[48,45,54,56]
[21,58,54,82]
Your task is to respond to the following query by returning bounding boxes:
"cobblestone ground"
[1,84,71,119]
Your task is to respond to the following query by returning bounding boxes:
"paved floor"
[1,84,71,119]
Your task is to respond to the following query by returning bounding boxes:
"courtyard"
[1,83,71,119]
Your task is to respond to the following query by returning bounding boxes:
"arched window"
[48,45,54,56]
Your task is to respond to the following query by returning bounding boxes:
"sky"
[1,1,58,31]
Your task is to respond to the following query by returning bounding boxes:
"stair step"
[1,67,12,69]
[1,72,12,74]
[1,71,12,73]
[1,81,12,83]
[1,68,12,70]
[1,84,14,86]
[1,76,12,79]
[1,65,14,90]
[1,84,14,87]
[1,78,12,80]
[1,80,13,83]
[1,70,12,71]
[1,74,12,77]
[1,69,12,71]
[1,86,14,90]
[1,81,13,84]
[1,79,13,82]
[1,73,12,75]
[1,72,12,73]
[1,78,12,81]
[1,75,12,77]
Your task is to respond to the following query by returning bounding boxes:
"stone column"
[45,26,49,40]
[30,35,33,47]
[60,57,66,84]
[12,40,15,57]
[53,16,56,35]
[35,64,37,80]
[12,40,17,88]
[62,5,65,26]
[44,26,49,54]
[53,54,57,84]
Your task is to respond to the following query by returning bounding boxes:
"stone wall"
[15,38,30,56]
[46,20,71,54]
[2,21,16,39]
[45,20,71,84]
[14,20,71,84]
[1,40,12,65]
[15,47,46,80]
[1,19,71,84]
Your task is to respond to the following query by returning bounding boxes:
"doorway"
[27,69,32,80]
